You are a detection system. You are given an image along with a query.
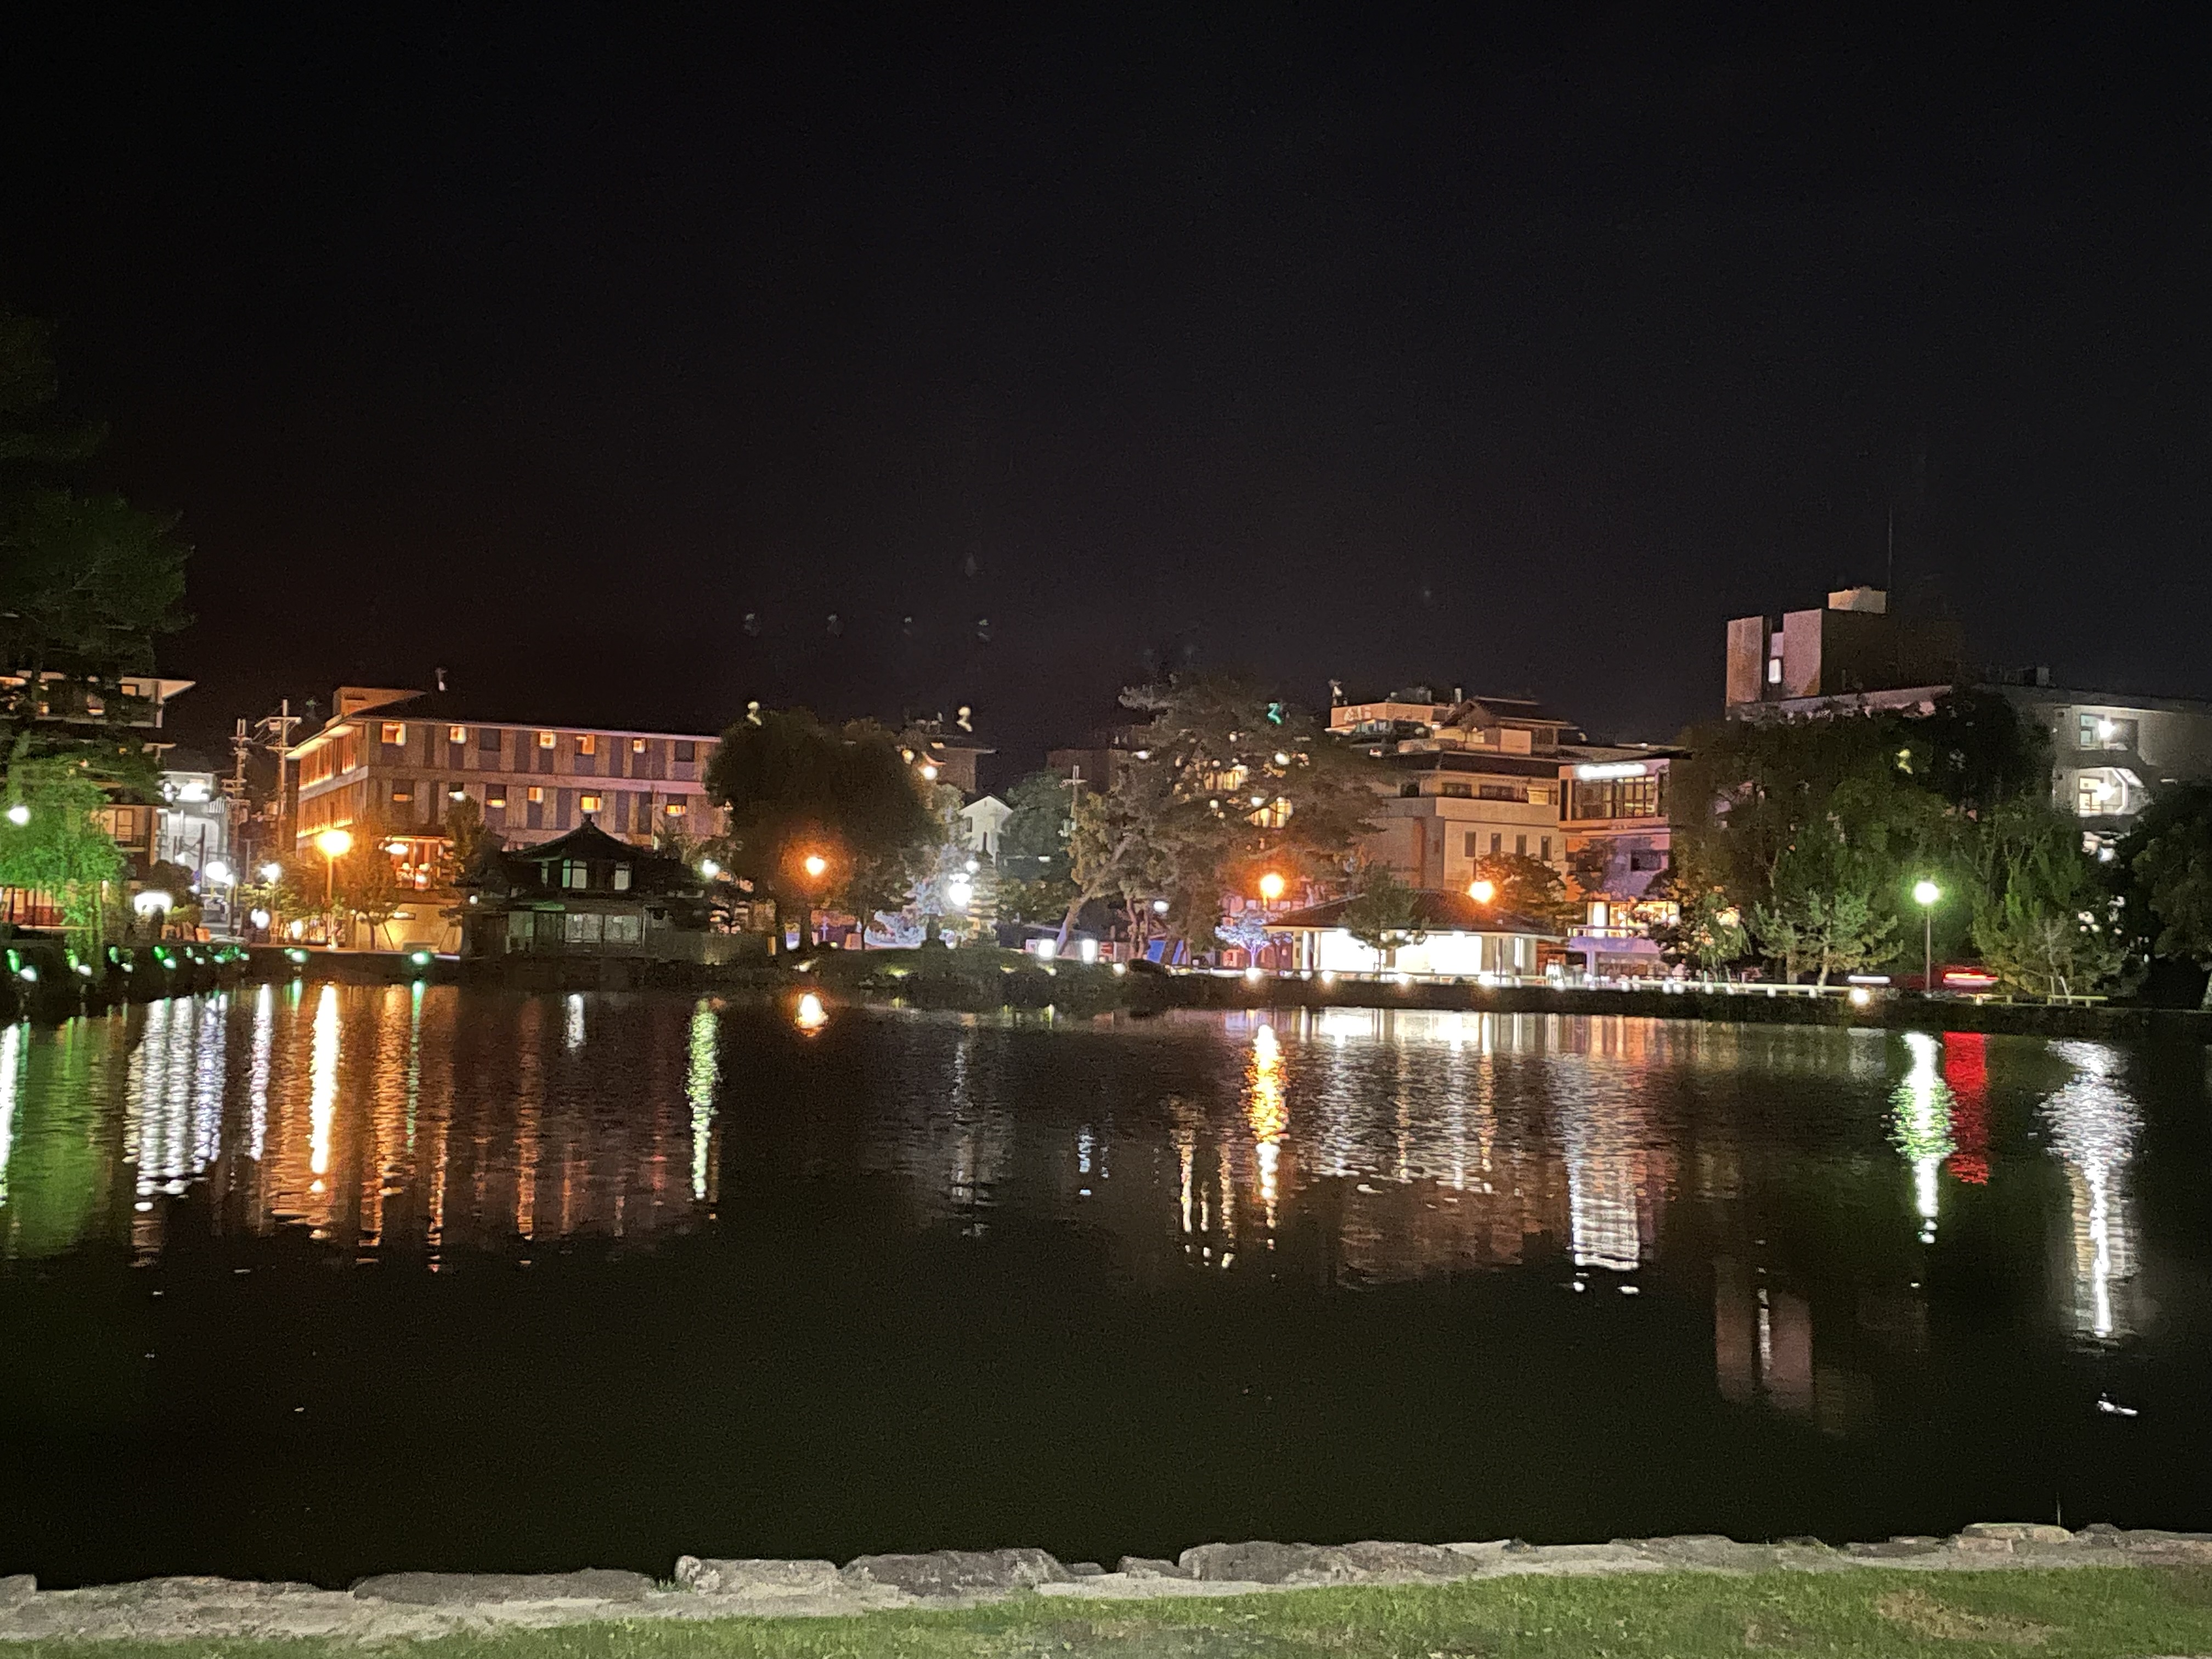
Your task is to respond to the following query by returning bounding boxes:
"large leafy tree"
[1674,691,2058,984]
[705,708,937,948]
[0,757,126,955]
[1341,865,1425,970]
[2124,783,2212,1006]
[1,307,190,789]
[1060,675,1378,948]
[1472,851,1576,932]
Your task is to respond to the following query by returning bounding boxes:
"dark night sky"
[7,6,2209,785]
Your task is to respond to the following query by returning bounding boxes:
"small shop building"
[1268,889,1566,979]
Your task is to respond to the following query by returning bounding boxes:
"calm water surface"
[1,986,2208,1585]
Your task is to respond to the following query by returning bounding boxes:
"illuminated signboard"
[1574,761,1650,781]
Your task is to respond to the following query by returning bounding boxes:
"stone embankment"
[6,1525,2211,1641]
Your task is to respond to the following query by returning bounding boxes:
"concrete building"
[959,794,1012,859]
[1556,744,1683,977]
[1330,686,1576,891]
[288,686,724,886]
[1723,590,2212,853]
[1725,588,1966,717]
[1996,681,2212,855]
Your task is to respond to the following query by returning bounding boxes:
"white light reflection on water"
[0,1022,20,1203]
[687,998,719,1201]
[1891,1032,1954,1243]
[2042,1040,2141,1340]
[565,994,586,1053]
[248,983,273,1161]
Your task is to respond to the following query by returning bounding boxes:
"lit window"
[563,861,589,890]
[665,802,685,816]
[632,737,648,754]
[577,734,597,755]
[449,725,466,743]
[381,722,407,744]
[487,791,507,808]
[527,786,544,804]
[538,731,557,749]
[1767,659,1781,685]
[580,794,602,812]
[613,865,632,891]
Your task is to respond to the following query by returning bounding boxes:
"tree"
[1341,865,1426,970]
[705,708,937,949]
[1669,885,1750,978]
[999,770,1075,875]
[1973,802,2128,999]
[331,826,405,948]
[0,757,125,958]
[1472,851,1577,932]
[1215,906,1278,958]
[1058,674,1379,949]
[441,794,498,881]
[2124,783,2212,1006]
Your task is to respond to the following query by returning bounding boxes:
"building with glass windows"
[454,820,717,960]
[287,685,725,887]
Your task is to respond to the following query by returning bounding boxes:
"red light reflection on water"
[1944,1031,1990,1184]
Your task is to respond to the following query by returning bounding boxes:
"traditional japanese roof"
[1269,889,1563,938]
[461,820,703,898]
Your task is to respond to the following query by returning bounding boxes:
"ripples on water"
[0,990,2206,1582]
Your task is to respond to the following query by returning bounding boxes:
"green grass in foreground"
[20,1568,2212,1659]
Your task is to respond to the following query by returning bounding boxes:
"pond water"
[2,986,2208,1587]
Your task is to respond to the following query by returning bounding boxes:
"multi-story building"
[1556,744,1683,975]
[1724,588,1966,718]
[289,686,725,884]
[1994,679,2212,856]
[1723,590,2212,854]
[1330,686,1576,890]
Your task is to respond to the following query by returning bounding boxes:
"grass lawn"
[16,1568,2212,1659]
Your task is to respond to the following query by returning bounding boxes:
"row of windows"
[1402,780,1552,803]
[1464,831,1553,861]
[379,721,698,763]
[1565,776,1664,821]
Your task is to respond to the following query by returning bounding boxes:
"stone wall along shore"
[7,1524,2212,1641]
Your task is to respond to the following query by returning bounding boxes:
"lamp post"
[1468,878,1497,905]
[315,828,353,945]
[1912,879,1940,991]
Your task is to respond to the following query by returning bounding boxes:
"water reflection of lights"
[564,993,586,1053]
[1246,1024,1286,1234]
[0,1022,20,1203]
[248,983,273,1161]
[2042,1040,2141,1340]
[794,992,828,1034]
[309,984,339,1190]
[687,998,719,1201]
[1890,1032,1954,1243]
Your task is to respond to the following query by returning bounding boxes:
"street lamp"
[1468,879,1497,905]
[4,803,27,827]
[132,887,173,939]
[1912,879,1941,991]
[315,828,353,940]
[1258,871,1285,903]
[699,859,720,878]
[259,861,282,883]
[802,853,828,881]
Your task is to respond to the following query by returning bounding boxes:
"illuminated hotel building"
[287,685,725,878]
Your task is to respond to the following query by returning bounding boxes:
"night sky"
[7,8,2208,783]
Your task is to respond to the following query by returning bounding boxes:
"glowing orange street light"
[802,853,828,881]
[1257,871,1286,903]
[1468,878,1497,905]
[315,827,354,934]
